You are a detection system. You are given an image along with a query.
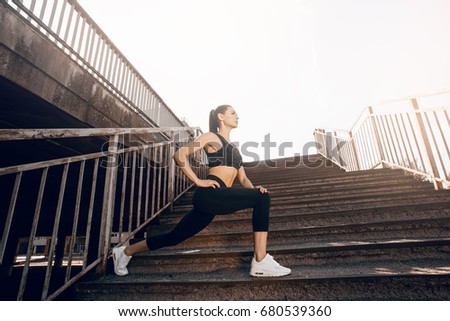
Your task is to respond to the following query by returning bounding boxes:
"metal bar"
[70,10,80,49]
[156,146,164,210]
[136,150,145,228]
[128,151,136,232]
[83,158,99,270]
[388,114,402,165]
[29,0,37,21]
[98,134,119,275]
[0,172,22,265]
[63,2,74,43]
[383,115,397,164]
[41,163,69,300]
[400,113,416,170]
[76,11,86,54]
[17,167,48,301]
[97,40,106,73]
[151,146,157,217]
[47,0,58,30]
[424,111,446,174]
[65,160,85,283]
[119,152,129,240]
[433,111,450,158]
[46,257,102,301]
[167,138,175,212]
[379,115,394,163]
[111,50,119,86]
[38,0,47,21]
[83,22,92,60]
[56,0,67,36]
[411,99,441,189]
[348,131,360,170]
[0,139,173,178]
[105,46,113,80]
[359,124,370,169]
[144,148,151,222]
[406,113,426,172]
[87,24,96,63]
[92,33,102,70]
[162,144,169,204]
[396,114,413,169]
[156,145,163,212]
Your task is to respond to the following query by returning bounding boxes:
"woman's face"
[219,107,239,129]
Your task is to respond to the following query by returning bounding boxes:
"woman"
[113,105,291,277]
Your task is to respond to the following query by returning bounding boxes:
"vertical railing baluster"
[167,134,176,212]
[65,160,85,283]
[0,172,22,265]
[119,152,129,241]
[151,145,157,218]
[98,134,119,275]
[136,149,145,229]
[41,163,69,300]
[17,167,48,301]
[83,158,99,270]
[128,151,136,233]
[406,113,426,172]
[424,111,445,176]
[433,111,449,158]
[411,99,441,189]
[144,147,152,222]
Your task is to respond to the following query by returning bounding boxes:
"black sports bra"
[205,133,243,170]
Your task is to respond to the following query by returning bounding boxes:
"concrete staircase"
[74,155,450,300]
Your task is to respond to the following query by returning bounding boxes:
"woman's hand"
[255,185,269,193]
[196,179,221,189]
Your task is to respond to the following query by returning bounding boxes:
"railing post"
[167,132,176,212]
[349,131,361,170]
[368,106,387,168]
[411,99,442,189]
[97,134,119,275]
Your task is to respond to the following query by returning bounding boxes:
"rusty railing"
[314,89,450,190]
[0,127,207,300]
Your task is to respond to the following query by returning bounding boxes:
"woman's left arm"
[237,167,269,193]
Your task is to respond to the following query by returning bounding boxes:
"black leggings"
[146,175,270,251]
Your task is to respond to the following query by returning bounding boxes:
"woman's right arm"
[173,133,220,189]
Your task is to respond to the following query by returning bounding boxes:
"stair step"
[74,240,450,300]
[126,239,450,274]
[170,190,450,214]
[151,206,450,235]
[143,218,450,250]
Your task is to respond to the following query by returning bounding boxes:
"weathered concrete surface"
[0,4,155,130]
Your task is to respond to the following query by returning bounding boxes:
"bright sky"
[78,0,450,161]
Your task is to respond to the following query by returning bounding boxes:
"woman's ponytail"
[209,105,231,133]
[209,109,218,133]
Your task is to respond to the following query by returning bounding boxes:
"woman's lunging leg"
[124,209,214,256]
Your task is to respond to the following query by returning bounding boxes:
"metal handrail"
[0,127,207,300]
[314,89,450,190]
[4,0,184,128]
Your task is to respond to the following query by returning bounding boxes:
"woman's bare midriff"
[208,166,238,187]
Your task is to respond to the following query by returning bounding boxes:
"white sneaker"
[112,246,132,276]
[250,254,291,277]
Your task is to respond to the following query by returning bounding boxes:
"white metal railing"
[4,0,183,128]
[0,127,207,300]
[314,89,450,190]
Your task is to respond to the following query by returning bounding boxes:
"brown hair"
[209,105,231,133]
